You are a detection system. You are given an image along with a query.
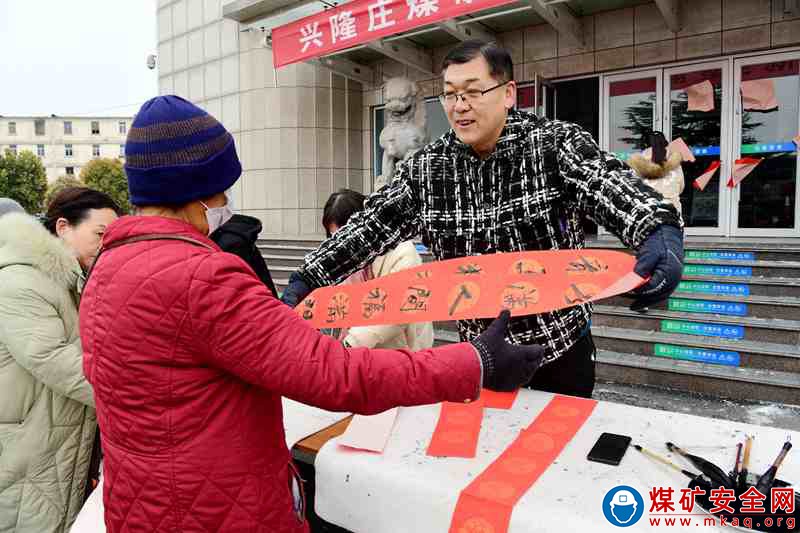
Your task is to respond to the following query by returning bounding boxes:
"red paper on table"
[693,160,721,191]
[481,389,519,410]
[742,80,778,111]
[686,80,715,112]
[427,399,484,458]
[448,395,597,533]
[727,157,762,188]
[297,250,643,329]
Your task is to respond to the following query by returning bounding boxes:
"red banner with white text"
[271,0,517,68]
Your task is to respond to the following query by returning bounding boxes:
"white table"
[315,389,798,532]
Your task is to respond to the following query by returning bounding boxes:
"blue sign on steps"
[683,265,753,277]
[677,281,750,296]
[654,343,740,366]
[661,320,744,340]
[668,298,748,316]
[685,251,755,261]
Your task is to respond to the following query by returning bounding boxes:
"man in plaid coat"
[284,40,683,398]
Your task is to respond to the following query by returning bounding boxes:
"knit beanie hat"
[124,95,241,206]
[0,198,24,218]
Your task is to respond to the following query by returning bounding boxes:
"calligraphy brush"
[666,442,734,489]
[739,435,753,490]
[634,445,699,480]
[755,439,792,494]
[732,442,743,478]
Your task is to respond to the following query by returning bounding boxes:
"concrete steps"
[595,350,799,404]
[603,291,800,320]
[590,325,800,373]
[682,258,800,278]
[678,275,800,298]
[585,237,800,261]
[434,328,800,403]
[591,304,800,345]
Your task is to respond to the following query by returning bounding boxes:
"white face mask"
[200,200,234,234]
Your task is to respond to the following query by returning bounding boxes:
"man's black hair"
[441,40,514,83]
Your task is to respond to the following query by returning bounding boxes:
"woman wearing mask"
[209,192,279,297]
[79,95,545,533]
[0,188,122,532]
[322,188,434,350]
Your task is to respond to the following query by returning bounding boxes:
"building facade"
[156,0,800,240]
[0,116,131,181]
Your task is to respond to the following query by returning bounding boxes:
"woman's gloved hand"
[471,310,546,392]
[281,271,312,307]
[630,224,684,312]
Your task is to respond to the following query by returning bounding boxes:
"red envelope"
[693,161,721,191]
[727,158,762,188]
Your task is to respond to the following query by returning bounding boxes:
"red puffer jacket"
[79,216,481,533]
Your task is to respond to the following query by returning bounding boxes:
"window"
[91,121,100,135]
[8,145,17,155]
[34,119,45,136]
[119,121,126,134]
[92,144,101,157]
[64,121,72,135]
[119,144,125,157]
[65,144,73,157]
[8,122,16,135]
[37,144,45,157]
[65,166,74,176]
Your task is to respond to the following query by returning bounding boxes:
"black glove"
[630,224,684,312]
[470,310,545,392]
[281,271,313,307]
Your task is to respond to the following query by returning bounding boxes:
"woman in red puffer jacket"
[79,96,544,533]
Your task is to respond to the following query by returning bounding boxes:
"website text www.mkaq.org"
[648,514,796,529]
[647,485,796,529]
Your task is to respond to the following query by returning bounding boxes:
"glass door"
[600,70,662,237]
[732,53,800,236]
[664,61,730,235]
[603,70,662,161]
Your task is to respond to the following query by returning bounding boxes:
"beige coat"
[627,151,685,215]
[0,213,96,533]
[344,241,434,351]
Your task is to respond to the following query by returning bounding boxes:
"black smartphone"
[587,432,632,466]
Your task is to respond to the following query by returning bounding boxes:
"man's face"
[442,55,516,156]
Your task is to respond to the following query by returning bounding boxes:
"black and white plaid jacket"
[301,109,681,363]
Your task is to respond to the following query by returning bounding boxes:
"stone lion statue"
[376,77,428,190]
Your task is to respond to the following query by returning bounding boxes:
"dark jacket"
[211,214,278,297]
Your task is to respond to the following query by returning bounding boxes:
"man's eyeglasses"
[438,81,509,108]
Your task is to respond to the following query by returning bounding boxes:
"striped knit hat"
[125,95,241,206]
